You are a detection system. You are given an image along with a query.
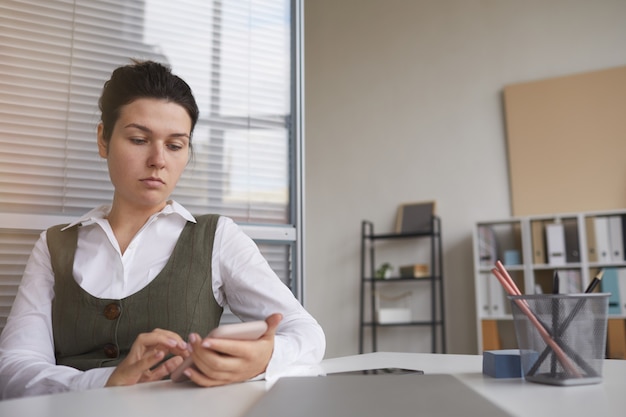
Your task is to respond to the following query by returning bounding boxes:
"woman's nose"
[147,144,165,168]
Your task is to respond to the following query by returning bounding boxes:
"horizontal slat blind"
[0,0,298,333]
[0,230,41,330]
[0,0,291,221]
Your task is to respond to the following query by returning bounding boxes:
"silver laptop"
[241,373,512,417]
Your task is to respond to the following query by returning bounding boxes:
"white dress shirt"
[0,201,325,399]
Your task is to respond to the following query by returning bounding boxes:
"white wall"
[303,0,626,357]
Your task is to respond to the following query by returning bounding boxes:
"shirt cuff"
[68,367,115,392]
[262,336,324,384]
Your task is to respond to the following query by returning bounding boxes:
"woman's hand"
[106,328,188,387]
[182,313,282,387]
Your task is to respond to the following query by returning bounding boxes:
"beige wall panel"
[504,66,626,216]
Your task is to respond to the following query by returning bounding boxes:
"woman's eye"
[167,144,183,151]
[130,137,147,145]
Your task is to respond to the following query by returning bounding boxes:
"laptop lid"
[241,374,512,417]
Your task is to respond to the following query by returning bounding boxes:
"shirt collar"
[61,200,196,231]
[162,200,196,222]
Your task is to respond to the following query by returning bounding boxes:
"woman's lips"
[140,177,165,188]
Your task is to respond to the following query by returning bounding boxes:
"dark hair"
[98,60,199,146]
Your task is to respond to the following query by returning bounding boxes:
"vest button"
[103,343,118,358]
[103,303,121,320]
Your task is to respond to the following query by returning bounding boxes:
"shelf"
[478,314,513,321]
[363,320,445,327]
[360,218,445,354]
[477,315,513,321]
[588,262,626,269]
[531,263,583,270]
[478,264,523,273]
[367,230,440,240]
[473,210,626,358]
[363,276,441,283]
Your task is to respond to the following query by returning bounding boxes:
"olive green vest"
[46,214,223,371]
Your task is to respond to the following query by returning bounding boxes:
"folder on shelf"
[585,217,598,263]
[481,320,502,351]
[545,223,566,266]
[606,319,626,359]
[594,216,612,263]
[601,267,622,315]
[560,269,583,293]
[477,275,490,316]
[477,226,497,266]
[531,220,546,264]
[563,218,581,263]
[608,215,625,263]
[618,268,626,316]
[488,277,506,317]
[622,214,626,262]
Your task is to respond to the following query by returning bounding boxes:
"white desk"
[1,352,625,416]
[324,352,626,416]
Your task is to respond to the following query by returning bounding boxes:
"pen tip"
[596,269,604,280]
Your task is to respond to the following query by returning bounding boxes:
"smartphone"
[206,320,268,340]
[171,320,268,383]
[328,368,424,376]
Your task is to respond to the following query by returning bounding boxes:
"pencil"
[552,270,560,294]
[584,269,604,293]
[551,269,560,375]
[494,260,522,295]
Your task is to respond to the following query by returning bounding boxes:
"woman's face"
[98,98,191,213]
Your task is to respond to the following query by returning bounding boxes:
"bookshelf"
[359,218,446,354]
[473,209,626,358]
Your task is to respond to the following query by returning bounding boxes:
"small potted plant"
[375,262,393,279]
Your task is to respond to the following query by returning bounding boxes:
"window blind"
[0,0,301,332]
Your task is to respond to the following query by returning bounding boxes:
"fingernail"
[201,340,211,348]
[189,333,198,343]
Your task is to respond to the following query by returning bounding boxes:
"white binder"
[594,217,612,263]
[608,216,624,262]
[545,223,566,266]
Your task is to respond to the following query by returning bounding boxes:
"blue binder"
[601,267,622,315]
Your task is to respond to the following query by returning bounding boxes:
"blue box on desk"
[482,349,523,378]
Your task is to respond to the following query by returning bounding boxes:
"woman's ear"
[97,123,108,158]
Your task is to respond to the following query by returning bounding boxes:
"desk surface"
[1,352,625,417]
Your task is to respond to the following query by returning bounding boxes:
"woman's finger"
[139,355,185,383]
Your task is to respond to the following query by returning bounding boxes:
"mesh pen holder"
[508,293,609,386]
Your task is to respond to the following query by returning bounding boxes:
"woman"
[0,60,325,399]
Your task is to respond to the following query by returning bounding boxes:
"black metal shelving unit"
[359,217,446,354]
